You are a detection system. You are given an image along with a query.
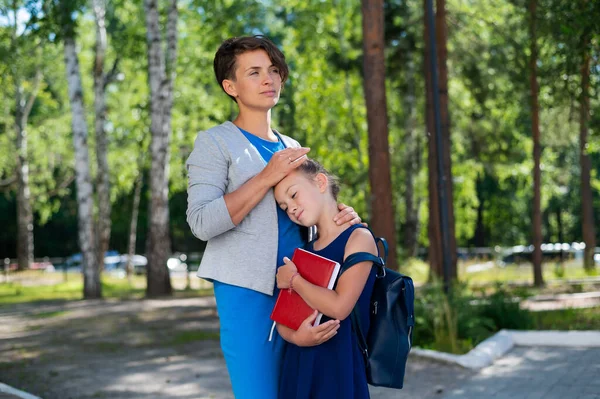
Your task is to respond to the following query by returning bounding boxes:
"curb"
[411,329,600,370]
[0,383,41,399]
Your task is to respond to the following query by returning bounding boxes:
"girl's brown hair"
[297,159,340,201]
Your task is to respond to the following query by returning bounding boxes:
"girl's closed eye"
[291,192,297,199]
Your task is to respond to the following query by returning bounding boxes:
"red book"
[270,248,341,331]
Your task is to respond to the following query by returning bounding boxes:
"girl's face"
[274,171,328,227]
[222,49,282,111]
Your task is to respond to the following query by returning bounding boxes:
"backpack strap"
[339,251,385,367]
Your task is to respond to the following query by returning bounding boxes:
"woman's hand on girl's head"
[333,203,364,226]
[276,257,298,289]
[259,147,310,187]
[292,310,340,347]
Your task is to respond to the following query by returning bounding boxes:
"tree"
[544,0,599,271]
[529,0,544,286]
[424,0,457,281]
[361,0,398,269]
[144,0,178,296]
[579,30,596,271]
[49,0,101,298]
[2,1,41,271]
[92,0,118,270]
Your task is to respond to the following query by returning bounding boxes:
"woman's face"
[223,49,282,111]
[274,171,327,227]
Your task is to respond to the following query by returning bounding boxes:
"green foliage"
[0,0,599,261]
[475,284,534,330]
[415,281,492,354]
[415,282,535,354]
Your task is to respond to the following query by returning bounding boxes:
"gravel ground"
[0,297,472,399]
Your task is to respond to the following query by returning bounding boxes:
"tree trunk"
[579,39,596,271]
[556,207,564,263]
[361,0,398,270]
[473,175,486,247]
[93,0,111,271]
[126,165,143,283]
[64,36,101,299]
[424,0,457,280]
[144,0,177,296]
[403,59,420,258]
[10,3,39,272]
[14,71,40,271]
[529,0,544,286]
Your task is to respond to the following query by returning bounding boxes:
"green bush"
[475,284,534,331]
[414,282,533,353]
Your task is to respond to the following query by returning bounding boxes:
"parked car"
[60,251,126,272]
[119,254,148,275]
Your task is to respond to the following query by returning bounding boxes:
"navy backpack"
[341,236,415,389]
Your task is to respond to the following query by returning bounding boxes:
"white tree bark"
[126,154,144,283]
[144,0,178,296]
[93,0,111,270]
[64,36,101,298]
[11,2,39,271]
[15,74,38,271]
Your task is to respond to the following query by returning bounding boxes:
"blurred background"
[0,0,598,300]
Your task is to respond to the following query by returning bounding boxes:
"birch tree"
[0,1,41,271]
[92,0,119,269]
[50,0,101,298]
[144,0,178,296]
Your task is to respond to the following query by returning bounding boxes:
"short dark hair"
[297,159,341,201]
[213,35,289,102]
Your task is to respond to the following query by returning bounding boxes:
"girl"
[274,159,378,399]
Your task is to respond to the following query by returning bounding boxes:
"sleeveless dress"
[278,224,377,399]
[214,127,306,399]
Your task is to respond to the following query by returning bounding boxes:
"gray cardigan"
[186,121,310,296]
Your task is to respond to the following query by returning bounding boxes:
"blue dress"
[214,127,306,399]
[278,224,377,399]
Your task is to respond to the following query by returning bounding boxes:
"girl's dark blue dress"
[278,224,377,399]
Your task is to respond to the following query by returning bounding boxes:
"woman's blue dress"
[278,224,377,399]
[214,128,306,399]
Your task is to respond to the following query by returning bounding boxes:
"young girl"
[274,159,378,399]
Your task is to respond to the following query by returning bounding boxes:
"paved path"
[1,297,599,398]
[3,346,600,398]
[440,346,600,399]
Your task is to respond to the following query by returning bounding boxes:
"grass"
[530,306,600,330]
[459,259,599,286]
[29,310,70,319]
[168,330,220,345]
[0,272,213,306]
[398,256,599,288]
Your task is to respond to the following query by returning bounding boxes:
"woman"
[186,36,359,399]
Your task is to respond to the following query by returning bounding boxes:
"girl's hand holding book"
[291,310,340,347]
[276,257,298,290]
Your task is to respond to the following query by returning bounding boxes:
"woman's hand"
[333,203,364,226]
[276,257,298,290]
[259,147,310,187]
[292,311,340,347]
